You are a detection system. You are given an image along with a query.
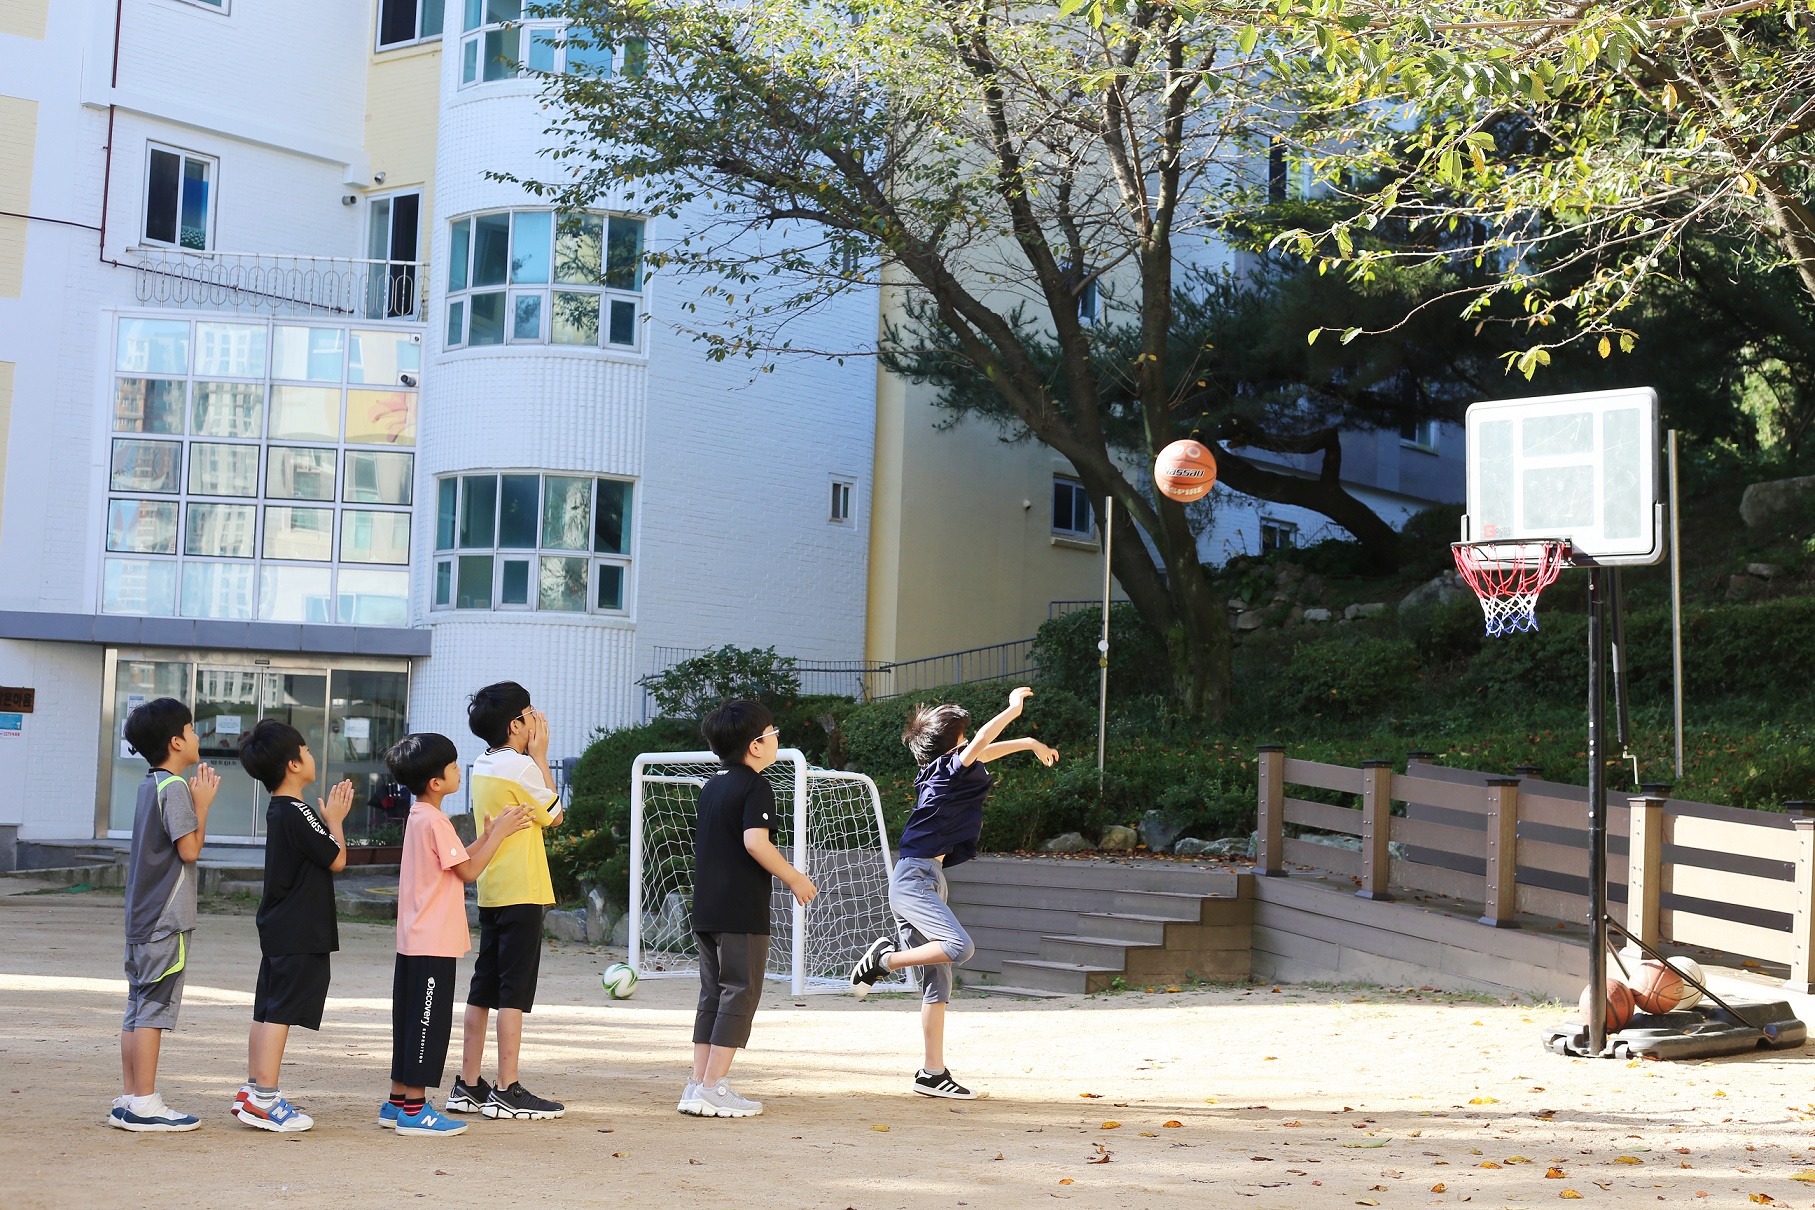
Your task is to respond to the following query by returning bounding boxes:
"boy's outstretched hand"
[526,708,551,760]
[319,778,356,825]
[1032,741,1060,767]
[187,763,220,812]
[485,805,535,841]
[1009,686,1034,709]
[787,874,819,906]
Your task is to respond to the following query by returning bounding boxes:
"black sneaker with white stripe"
[445,1076,491,1114]
[482,1081,565,1120]
[913,1068,976,1099]
[848,937,896,997]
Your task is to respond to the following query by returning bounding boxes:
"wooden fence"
[1255,746,1815,991]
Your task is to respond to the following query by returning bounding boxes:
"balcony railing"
[127,247,428,322]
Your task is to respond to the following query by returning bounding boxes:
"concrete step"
[998,958,1121,994]
[947,856,1238,896]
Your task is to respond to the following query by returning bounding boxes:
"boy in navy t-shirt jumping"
[848,686,1057,1098]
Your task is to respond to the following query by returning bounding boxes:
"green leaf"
[1306,327,1322,346]
[1340,327,1362,345]
[1239,25,1260,56]
[1057,0,1088,15]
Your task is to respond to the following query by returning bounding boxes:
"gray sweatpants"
[888,857,974,1005]
[693,931,770,1049]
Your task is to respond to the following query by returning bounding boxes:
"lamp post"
[1097,503,1113,794]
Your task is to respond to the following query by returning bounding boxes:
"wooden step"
[967,983,1070,1000]
[998,957,1121,994]
[1038,933,1152,968]
[946,856,1239,896]
[1071,912,1177,945]
[949,880,1207,919]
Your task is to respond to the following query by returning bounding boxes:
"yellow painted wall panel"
[365,46,441,251]
[0,216,23,297]
[0,0,48,40]
[0,94,38,211]
[0,362,13,541]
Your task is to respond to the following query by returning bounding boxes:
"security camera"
[373,171,387,184]
[341,194,358,206]
[399,373,418,388]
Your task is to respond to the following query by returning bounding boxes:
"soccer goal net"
[629,750,908,994]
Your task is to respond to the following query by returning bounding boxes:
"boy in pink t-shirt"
[380,733,531,1136]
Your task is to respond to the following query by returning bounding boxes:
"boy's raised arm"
[976,737,1059,766]
[959,687,1034,766]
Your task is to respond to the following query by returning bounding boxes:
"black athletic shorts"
[391,953,458,1088]
[467,904,546,1013]
[253,952,332,1031]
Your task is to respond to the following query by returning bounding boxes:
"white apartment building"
[0,0,875,846]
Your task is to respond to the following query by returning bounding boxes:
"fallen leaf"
[1369,1184,1388,1191]
[687,1159,701,1166]
[1714,1090,1727,1097]
[1263,1056,1278,1061]
[1343,1140,1390,1148]
[1163,1120,1183,1128]
[1614,1155,1642,1165]
[1560,1192,1582,1201]
[1080,1093,1103,1099]
[1749,1196,1774,1206]
[992,1153,1004,1161]
[1204,1098,1218,1105]
[1480,1161,1503,1169]
[612,1152,628,1158]
[871,1125,890,1132]
[1469,1096,1499,1105]
[1790,1170,1815,1183]
[1431,1184,1446,1194]
[1139,1130,1157,1137]
[1101,1121,1120,1130]
[1506,1156,1532,1164]
[1088,1155,1112,1165]
[1358,1202,1381,1207]
[1058,1178,1074,1185]
[1546,1167,1566,1178]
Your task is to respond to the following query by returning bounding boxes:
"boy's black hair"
[123,697,192,766]
[902,703,971,766]
[468,681,532,749]
[385,732,459,796]
[238,719,306,792]
[701,699,775,766]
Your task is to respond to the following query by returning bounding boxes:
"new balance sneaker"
[848,936,896,997]
[395,1102,468,1137]
[482,1082,565,1120]
[444,1076,491,1114]
[233,1091,314,1133]
[109,1094,201,1132]
[378,1100,402,1129]
[693,1081,762,1118]
[913,1068,977,1099]
[677,1081,703,1116]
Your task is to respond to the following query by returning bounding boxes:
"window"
[377,0,444,47]
[458,1,643,86]
[143,146,214,251]
[1268,137,1288,204]
[1399,419,1439,452]
[1260,519,1297,554]
[445,209,646,352]
[367,194,421,320]
[829,480,854,525]
[1078,276,1101,324]
[1052,477,1093,538]
[176,0,227,9]
[101,317,416,623]
[433,473,633,615]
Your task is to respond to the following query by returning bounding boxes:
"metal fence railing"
[867,638,1036,700]
[129,247,428,321]
[1048,598,1131,619]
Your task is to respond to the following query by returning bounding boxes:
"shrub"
[1399,504,1468,578]
[839,682,1093,781]
[640,645,802,722]
[549,719,694,903]
[1285,636,1420,717]
[1031,603,1171,701]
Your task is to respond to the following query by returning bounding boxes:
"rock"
[1098,825,1138,852]
[1302,607,1332,623]
[1286,605,1304,627]
[1398,570,1467,614]
[1726,573,1765,603]
[1298,833,1408,860]
[1235,610,1267,631]
[545,908,588,943]
[1139,809,1190,855]
[449,811,478,846]
[1298,573,1325,603]
[1171,837,1211,856]
[1740,474,1815,533]
[1040,832,1089,853]
[1273,562,1305,588]
[585,885,623,945]
[1226,597,1248,611]
[609,913,630,947]
[1747,562,1783,579]
[1345,602,1388,620]
[1177,835,1254,860]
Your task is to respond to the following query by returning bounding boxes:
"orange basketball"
[1578,977,1636,1031]
[1154,439,1218,503]
[1629,959,1693,1014]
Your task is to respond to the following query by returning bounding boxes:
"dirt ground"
[7,888,1815,1209]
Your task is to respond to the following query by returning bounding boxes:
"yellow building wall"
[867,278,1113,666]
[0,0,47,39]
[0,94,37,298]
[364,40,441,261]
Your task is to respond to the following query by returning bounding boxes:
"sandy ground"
[7,888,1815,1209]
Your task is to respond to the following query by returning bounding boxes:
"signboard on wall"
[0,687,34,713]
[0,713,22,739]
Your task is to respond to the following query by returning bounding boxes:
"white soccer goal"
[628,749,908,995]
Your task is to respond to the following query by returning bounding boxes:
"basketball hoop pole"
[1097,505,1112,793]
[1587,567,1610,1056]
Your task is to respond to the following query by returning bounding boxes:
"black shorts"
[467,904,546,1013]
[391,953,458,1088]
[253,952,332,1031]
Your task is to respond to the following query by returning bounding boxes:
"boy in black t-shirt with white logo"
[233,719,354,1133]
[678,701,817,1119]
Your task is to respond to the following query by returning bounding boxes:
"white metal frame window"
[174,0,228,11]
[1260,518,1298,554]
[377,0,444,48]
[829,479,855,526]
[432,473,634,615]
[458,1,640,86]
[368,192,422,321]
[102,316,419,625]
[143,144,216,252]
[1399,418,1439,452]
[1052,476,1094,538]
[445,209,646,353]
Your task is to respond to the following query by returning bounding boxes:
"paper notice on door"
[344,717,371,740]
[0,712,22,738]
[215,715,242,736]
[122,695,146,756]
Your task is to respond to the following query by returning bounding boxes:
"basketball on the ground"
[1578,977,1636,1031]
[601,962,639,999]
[1629,959,1693,1014]
[1154,439,1218,503]
[1667,956,1706,1009]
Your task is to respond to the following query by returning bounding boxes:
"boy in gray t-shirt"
[114,698,218,1132]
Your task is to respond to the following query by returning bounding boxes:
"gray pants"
[122,930,190,1031]
[693,932,770,1049]
[889,857,974,1005]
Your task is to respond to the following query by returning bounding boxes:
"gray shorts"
[694,932,770,1049]
[123,931,191,1031]
[888,857,974,1005]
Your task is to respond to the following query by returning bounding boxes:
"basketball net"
[1451,540,1570,637]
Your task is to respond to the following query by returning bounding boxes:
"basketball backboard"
[1461,387,1664,567]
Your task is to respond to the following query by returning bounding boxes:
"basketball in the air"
[1667,956,1705,1008]
[1154,440,1218,503]
[1578,977,1636,1031]
[1629,959,1692,1014]
[601,962,639,1000]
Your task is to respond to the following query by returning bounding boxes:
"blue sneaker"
[109,1095,201,1132]
[395,1102,468,1137]
[232,1091,313,1133]
[378,1100,401,1129]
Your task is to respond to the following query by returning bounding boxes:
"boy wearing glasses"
[678,701,817,1118]
[447,682,566,1121]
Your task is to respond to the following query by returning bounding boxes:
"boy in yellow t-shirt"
[445,681,566,1122]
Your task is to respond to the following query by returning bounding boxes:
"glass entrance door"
[193,667,327,837]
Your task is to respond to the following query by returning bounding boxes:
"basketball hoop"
[1452,539,1571,637]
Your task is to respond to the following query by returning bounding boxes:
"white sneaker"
[111,1093,201,1132]
[677,1081,703,1115]
[694,1081,762,1118]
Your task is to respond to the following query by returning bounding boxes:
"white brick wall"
[0,639,103,838]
